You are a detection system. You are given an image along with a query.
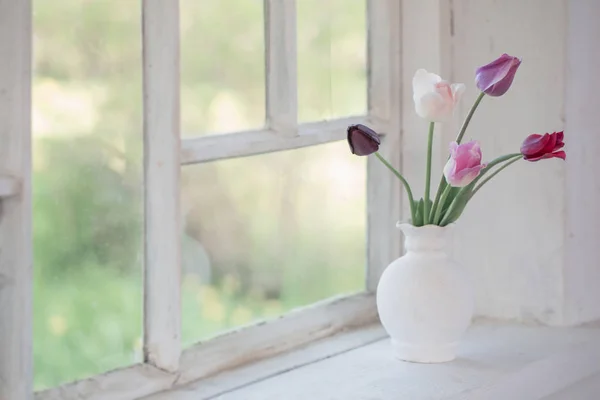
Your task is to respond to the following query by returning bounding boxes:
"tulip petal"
[447,165,484,187]
[521,131,566,162]
[553,150,566,160]
[523,150,566,162]
[451,83,466,105]
[413,69,441,99]
[475,53,522,97]
[347,124,381,156]
[520,133,549,156]
[414,91,448,122]
[443,140,485,187]
[542,132,558,154]
[448,141,459,157]
[554,131,565,149]
[443,158,457,184]
[477,62,513,91]
[413,69,463,122]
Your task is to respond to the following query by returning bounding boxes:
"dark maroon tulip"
[347,124,381,156]
[475,54,522,97]
[521,131,565,161]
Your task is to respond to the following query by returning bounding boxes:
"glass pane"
[181,142,366,344]
[33,0,143,389]
[297,0,367,122]
[180,0,265,136]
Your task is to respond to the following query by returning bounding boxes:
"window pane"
[180,0,265,137]
[181,142,365,344]
[33,0,143,389]
[297,0,367,122]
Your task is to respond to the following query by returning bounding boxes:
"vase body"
[376,223,473,363]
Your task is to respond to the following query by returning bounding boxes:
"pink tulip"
[443,141,487,187]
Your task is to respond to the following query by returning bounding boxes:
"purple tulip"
[347,124,381,156]
[475,54,522,97]
[443,140,487,187]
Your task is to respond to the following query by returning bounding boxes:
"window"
[0,0,401,398]
[32,0,144,388]
[180,143,367,345]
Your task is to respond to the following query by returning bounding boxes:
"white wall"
[401,0,599,326]
[563,0,600,325]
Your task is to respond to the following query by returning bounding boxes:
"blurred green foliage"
[32,0,367,390]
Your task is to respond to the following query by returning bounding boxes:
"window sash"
[181,116,368,164]
[142,0,182,373]
[0,0,33,399]
[366,0,402,290]
[265,0,298,135]
[0,0,402,398]
[36,293,377,400]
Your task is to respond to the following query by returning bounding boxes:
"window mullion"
[181,116,367,165]
[366,0,402,291]
[142,0,182,373]
[265,0,298,135]
[0,0,33,398]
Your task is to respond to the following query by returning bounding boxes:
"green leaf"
[411,198,435,226]
[440,195,469,226]
[439,186,460,216]
[412,198,424,227]
[424,197,433,213]
[439,185,475,226]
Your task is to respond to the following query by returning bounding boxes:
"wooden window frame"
[0,0,402,399]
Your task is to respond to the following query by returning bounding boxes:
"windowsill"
[142,320,600,400]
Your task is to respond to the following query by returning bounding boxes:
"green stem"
[470,155,523,198]
[456,91,485,145]
[482,153,523,171]
[433,184,452,225]
[423,122,435,224]
[374,152,416,222]
[438,152,522,226]
[430,92,486,222]
[429,176,445,224]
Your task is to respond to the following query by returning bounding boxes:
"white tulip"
[412,69,465,122]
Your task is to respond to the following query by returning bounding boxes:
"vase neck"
[397,223,453,253]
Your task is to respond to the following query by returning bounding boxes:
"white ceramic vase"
[376,222,474,363]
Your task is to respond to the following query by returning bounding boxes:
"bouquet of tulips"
[347,54,566,227]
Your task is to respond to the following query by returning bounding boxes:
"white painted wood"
[144,325,386,400]
[453,339,600,400]
[543,371,600,400]
[448,0,567,324]
[163,321,600,400]
[34,293,377,400]
[265,0,297,135]
[0,0,33,398]
[35,364,176,400]
[563,0,600,325]
[394,0,600,326]
[176,292,377,386]
[0,175,20,198]
[142,0,182,372]
[365,0,403,291]
[181,116,372,164]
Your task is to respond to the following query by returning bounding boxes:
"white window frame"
[0,0,402,399]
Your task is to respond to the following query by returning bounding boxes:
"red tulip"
[347,124,381,156]
[520,131,566,161]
